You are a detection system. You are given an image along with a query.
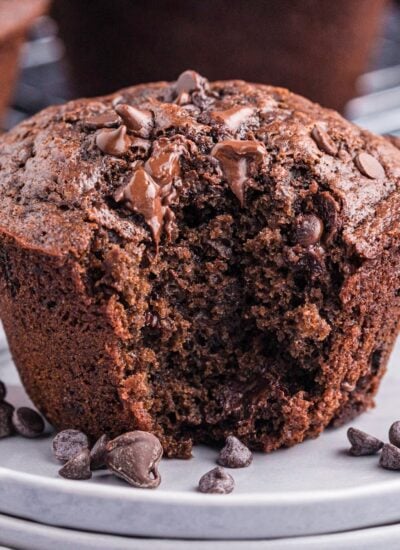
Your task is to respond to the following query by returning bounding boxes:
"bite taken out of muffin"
[0,71,400,458]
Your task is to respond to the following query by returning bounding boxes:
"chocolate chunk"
[198,466,234,494]
[106,430,163,488]
[217,435,253,468]
[211,106,254,133]
[83,112,121,129]
[294,214,324,247]
[314,191,340,241]
[115,104,153,138]
[347,427,383,456]
[380,443,400,470]
[311,125,337,156]
[0,401,14,439]
[52,429,89,462]
[175,70,207,96]
[0,380,6,401]
[115,168,163,247]
[59,448,92,480]
[90,434,110,470]
[354,152,385,179]
[389,421,400,448]
[211,139,266,206]
[12,407,45,438]
[95,125,130,156]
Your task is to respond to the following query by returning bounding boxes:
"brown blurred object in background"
[53,0,388,111]
[0,0,49,123]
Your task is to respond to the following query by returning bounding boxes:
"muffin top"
[0,70,399,262]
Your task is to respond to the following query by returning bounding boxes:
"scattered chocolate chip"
[59,448,92,480]
[52,429,89,462]
[95,125,130,156]
[389,421,400,448]
[217,436,253,468]
[0,401,14,439]
[83,112,121,129]
[0,380,6,401]
[115,104,153,138]
[311,125,337,156]
[198,466,235,494]
[380,443,400,470]
[90,434,110,470]
[12,407,45,438]
[106,431,163,489]
[294,214,324,247]
[347,427,383,456]
[354,152,385,179]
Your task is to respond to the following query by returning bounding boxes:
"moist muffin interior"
[1,71,400,457]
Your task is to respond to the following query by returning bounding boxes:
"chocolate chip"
[12,407,45,438]
[354,152,385,179]
[0,401,14,439]
[347,427,383,456]
[95,125,130,156]
[59,448,92,480]
[115,104,153,138]
[106,431,163,488]
[0,380,6,401]
[217,436,253,468]
[211,139,266,206]
[211,106,254,133]
[380,444,400,470]
[389,421,400,448]
[311,125,337,156]
[294,214,324,247]
[52,429,89,462]
[175,70,206,96]
[90,434,109,470]
[83,112,121,129]
[198,466,234,494]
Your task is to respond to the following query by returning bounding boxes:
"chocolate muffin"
[0,71,400,458]
[0,0,49,124]
[52,0,388,111]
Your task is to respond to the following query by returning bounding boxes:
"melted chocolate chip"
[211,139,266,205]
[354,152,385,179]
[95,125,130,156]
[115,168,163,246]
[83,112,121,129]
[145,137,187,186]
[211,106,254,132]
[294,214,324,246]
[311,125,337,156]
[115,104,154,138]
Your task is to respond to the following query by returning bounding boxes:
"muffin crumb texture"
[1,71,400,457]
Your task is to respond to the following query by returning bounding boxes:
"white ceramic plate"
[1,330,400,540]
[2,513,400,550]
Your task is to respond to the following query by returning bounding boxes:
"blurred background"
[1,0,400,136]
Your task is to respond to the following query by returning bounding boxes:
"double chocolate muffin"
[0,71,400,458]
